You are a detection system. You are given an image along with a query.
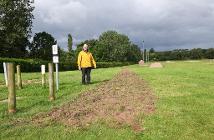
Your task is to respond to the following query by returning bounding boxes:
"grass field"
[0,60,214,140]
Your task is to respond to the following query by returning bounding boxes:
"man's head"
[83,44,88,52]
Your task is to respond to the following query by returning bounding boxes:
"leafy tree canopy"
[76,31,142,62]
[0,0,34,58]
[29,32,56,61]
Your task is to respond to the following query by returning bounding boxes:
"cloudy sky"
[32,0,214,51]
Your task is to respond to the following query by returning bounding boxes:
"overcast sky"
[32,0,214,51]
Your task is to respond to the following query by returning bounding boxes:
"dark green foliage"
[97,31,129,61]
[68,34,73,53]
[205,48,214,59]
[149,48,155,53]
[59,48,69,63]
[189,48,203,59]
[29,32,56,61]
[96,31,139,62]
[0,57,49,72]
[76,31,142,62]
[150,48,214,61]
[126,44,142,62]
[0,0,34,58]
[66,34,75,62]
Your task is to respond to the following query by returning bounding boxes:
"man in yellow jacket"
[77,44,96,84]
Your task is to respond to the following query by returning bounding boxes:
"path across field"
[35,69,156,132]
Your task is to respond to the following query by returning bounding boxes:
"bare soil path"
[37,69,156,132]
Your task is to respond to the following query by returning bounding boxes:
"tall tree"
[190,48,203,60]
[126,44,142,61]
[97,31,131,62]
[75,31,142,62]
[66,33,74,62]
[205,48,214,59]
[68,34,73,53]
[29,32,56,61]
[0,0,34,58]
[149,48,155,53]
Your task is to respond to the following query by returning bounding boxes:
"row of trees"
[149,48,214,61]
[22,30,142,63]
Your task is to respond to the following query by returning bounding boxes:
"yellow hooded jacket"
[77,51,96,68]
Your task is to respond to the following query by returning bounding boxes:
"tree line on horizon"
[149,48,214,61]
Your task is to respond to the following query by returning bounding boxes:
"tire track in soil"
[35,69,156,132]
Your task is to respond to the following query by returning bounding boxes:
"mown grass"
[0,60,214,140]
[129,60,214,140]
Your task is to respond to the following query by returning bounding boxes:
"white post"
[41,65,46,87]
[41,65,46,74]
[3,62,8,86]
[55,63,59,91]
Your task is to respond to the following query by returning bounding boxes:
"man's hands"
[78,66,81,71]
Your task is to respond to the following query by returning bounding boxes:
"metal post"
[146,49,148,63]
[146,51,148,63]
[148,51,150,62]
[3,62,8,87]
[7,63,16,113]
[55,63,59,91]
[142,41,144,61]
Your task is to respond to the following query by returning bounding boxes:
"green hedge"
[0,58,50,72]
[0,58,135,72]
[54,62,135,71]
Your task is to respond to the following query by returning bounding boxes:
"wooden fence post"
[48,63,55,101]
[41,65,46,87]
[7,63,16,113]
[16,65,22,89]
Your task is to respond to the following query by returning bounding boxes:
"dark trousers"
[81,67,92,84]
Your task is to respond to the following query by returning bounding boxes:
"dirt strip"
[0,79,41,88]
[32,69,155,132]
